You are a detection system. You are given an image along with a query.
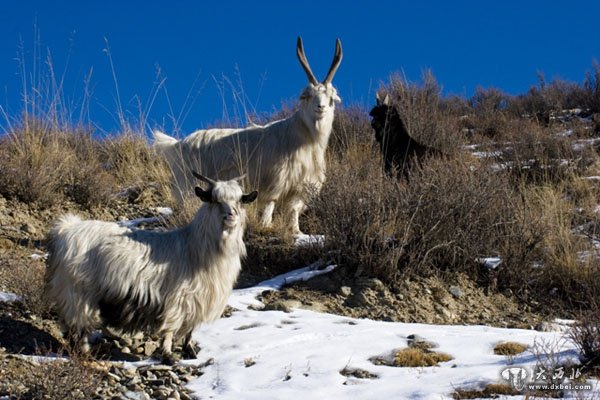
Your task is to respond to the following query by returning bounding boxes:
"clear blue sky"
[1,1,599,136]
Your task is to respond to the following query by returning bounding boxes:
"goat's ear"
[375,92,382,105]
[241,190,258,204]
[194,187,213,203]
[383,94,391,106]
[299,87,312,100]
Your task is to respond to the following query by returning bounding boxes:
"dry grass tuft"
[493,341,528,356]
[452,383,519,399]
[371,347,453,368]
[0,123,170,209]
[392,347,453,367]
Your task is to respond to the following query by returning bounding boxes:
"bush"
[382,71,464,154]
[569,305,600,371]
[0,350,102,399]
[0,123,169,209]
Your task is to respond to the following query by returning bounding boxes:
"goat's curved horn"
[322,38,343,85]
[192,171,216,187]
[296,37,318,86]
[232,174,247,182]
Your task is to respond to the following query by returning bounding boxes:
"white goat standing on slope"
[45,173,258,363]
[154,37,343,234]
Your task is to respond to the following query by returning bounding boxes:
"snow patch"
[0,292,21,303]
[185,266,594,400]
[117,207,173,228]
[294,234,325,247]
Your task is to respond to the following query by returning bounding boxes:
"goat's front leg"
[68,328,91,354]
[260,200,276,228]
[287,199,305,235]
[182,331,199,359]
[161,331,178,365]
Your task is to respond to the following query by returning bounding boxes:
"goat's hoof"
[161,352,180,365]
[183,343,200,359]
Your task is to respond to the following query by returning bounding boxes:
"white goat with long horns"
[154,36,343,234]
[45,173,258,363]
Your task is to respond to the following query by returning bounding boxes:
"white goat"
[45,173,258,363]
[154,37,343,234]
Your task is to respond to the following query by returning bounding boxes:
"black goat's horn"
[192,171,216,187]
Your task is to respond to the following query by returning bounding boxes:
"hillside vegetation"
[2,66,600,397]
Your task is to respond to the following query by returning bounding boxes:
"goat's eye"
[329,98,334,107]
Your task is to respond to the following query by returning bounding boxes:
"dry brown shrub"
[393,157,520,277]
[306,142,402,281]
[0,123,171,210]
[569,305,600,371]
[101,131,170,192]
[0,254,49,317]
[498,122,591,185]
[513,186,600,309]
[0,126,81,207]
[0,350,102,399]
[452,383,519,399]
[382,71,464,154]
[330,105,374,156]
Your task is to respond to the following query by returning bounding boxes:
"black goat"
[369,93,440,178]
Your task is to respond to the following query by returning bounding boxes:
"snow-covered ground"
[2,243,598,399]
[183,266,597,400]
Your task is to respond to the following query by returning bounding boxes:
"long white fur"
[154,38,342,234]
[45,178,252,358]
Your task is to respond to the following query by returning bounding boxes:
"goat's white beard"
[300,108,335,141]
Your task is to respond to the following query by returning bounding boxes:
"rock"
[407,334,438,350]
[20,223,36,235]
[144,341,159,356]
[123,391,149,400]
[263,299,302,313]
[344,291,371,308]
[339,286,352,297]
[356,278,385,292]
[0,238,13,249]
[122,368,137,378]
[180,392,193,400]
[407,334,426,342]
[448,286,463,299]
[534,321,563,332]
[301,300,327,313]
[131,331,145,340]
[302,275,339,293]
[383,314,400,322]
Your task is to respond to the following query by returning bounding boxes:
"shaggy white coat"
[154,38,343,234]
[45,179,251,358]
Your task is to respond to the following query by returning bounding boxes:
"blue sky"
[1,1,599,136]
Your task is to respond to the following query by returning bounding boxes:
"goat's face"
[370,93,395,143]
[193,174,258,231]
[369,104,393,143]
[296,37,342,126]
[300,83,341,123]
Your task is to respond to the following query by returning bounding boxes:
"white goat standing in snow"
[45,173,258,363]
[154,37,343,234]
